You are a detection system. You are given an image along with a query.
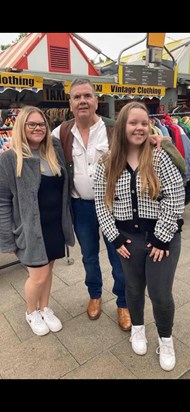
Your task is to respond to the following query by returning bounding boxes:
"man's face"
[69,83,98,121]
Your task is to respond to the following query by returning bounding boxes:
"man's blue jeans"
[71,198,127,308]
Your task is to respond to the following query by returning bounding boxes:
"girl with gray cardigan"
[0,106,75,336]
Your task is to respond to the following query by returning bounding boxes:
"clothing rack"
[0,259,20,270]
[149,112,190,117]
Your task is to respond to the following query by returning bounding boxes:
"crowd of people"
[0,78,187,372]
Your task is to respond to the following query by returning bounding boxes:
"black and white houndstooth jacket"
[94,148,185,245]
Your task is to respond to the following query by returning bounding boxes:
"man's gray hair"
[70,78,95,94]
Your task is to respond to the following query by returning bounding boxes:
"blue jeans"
[71,198,127,308]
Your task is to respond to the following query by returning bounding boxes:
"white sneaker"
[156,336,176,371]
[26,310,49,336]
[129,325,148,355]
[40,307,62,332]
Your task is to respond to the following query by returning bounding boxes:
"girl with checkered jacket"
[94,101,185,372]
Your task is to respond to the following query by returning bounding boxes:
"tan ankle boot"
[117,308,131,331]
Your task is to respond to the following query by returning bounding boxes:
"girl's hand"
[117,239,131,259]
[147,243,169,262]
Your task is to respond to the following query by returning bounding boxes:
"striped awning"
[0,86,42,93]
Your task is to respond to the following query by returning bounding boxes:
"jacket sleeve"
[152,149,185,245]
[94,162,126,247]
[0,157,16,252]
[161,140,186,174]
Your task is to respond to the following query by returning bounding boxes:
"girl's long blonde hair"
[12,106,61,177]
[104,101,160,208]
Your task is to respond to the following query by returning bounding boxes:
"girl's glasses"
[25,122,47,129]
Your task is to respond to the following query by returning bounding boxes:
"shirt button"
[134,224,139,228]
[131,190,135,194]
[89,175,92,177]
[133,208,137,212]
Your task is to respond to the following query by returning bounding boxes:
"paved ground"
[0,204,190,380]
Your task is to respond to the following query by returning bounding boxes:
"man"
[52,78,186,330]
[52,78,132,330]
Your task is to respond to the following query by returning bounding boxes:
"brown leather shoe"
[117,308,131,331]
[87,298,102,320]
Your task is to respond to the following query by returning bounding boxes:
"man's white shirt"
[52,118,109,200]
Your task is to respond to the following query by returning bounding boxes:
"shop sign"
[43,87,65,102]
[0,72,43,90]
[119,65,174,88]
[65,81,165,97]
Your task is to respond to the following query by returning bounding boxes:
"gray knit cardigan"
[0,137,75,266]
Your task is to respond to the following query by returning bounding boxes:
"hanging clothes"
[149,111,190,205]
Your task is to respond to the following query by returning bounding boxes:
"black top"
[38,172,65,261]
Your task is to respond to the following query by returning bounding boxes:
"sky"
[0,33,190,61]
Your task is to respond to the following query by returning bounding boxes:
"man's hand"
[2,141,12,151]
[150,134,171,150]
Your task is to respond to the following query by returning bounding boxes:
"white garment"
[51,124,61,139]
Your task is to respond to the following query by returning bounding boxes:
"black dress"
[38,172,65,261]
